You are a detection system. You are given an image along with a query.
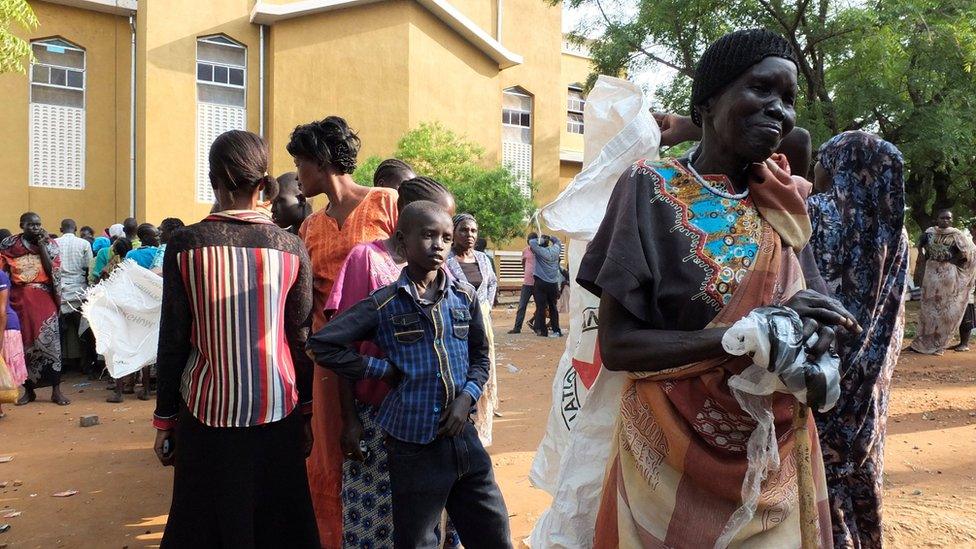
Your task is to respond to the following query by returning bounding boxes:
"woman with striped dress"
[152,130,318,548]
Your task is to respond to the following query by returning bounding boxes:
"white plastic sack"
[82,260,163,379]
[528,75,659,548]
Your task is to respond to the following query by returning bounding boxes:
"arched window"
[567,84,585,134]
[502,87,532,196]
[196,35,247,203]
[29,38,86,189]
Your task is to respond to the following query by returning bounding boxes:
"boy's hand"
[381,363,404,388]
[340,414,366,462]
[437,393,474,438]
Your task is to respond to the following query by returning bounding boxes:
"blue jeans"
[385,423,512,549]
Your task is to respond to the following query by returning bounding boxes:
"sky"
[562,3,676,99]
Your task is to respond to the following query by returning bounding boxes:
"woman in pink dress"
[325,177,455,547]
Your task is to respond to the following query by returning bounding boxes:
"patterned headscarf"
[452,213,476,230]
[812,130,908,376]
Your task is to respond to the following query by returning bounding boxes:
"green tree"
[0,0,36,74]
[353,122,536,244]
[559,0,976,232]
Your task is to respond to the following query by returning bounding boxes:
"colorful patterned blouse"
[579,158,764,330]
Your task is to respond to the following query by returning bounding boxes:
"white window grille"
[196,103,247,203]
[29,38,86,189]
[502,87,533,197]
[196,35,247,203]
[567,86,585,134]
[561,38,593,58]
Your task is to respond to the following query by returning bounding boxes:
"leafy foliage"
[351,155,382,187]
[353,123,536,244]
[558,0,976,233]
[0,0,36,74]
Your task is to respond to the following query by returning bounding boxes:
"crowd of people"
[1,25,974,549]
[0,213,185,413]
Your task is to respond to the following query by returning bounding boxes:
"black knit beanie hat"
[690,29,797,126]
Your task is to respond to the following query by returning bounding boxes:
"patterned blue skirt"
[342,403,394,549]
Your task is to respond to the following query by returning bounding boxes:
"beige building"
[1,0,596,248]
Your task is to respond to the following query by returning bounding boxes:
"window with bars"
[502,87,533,197]
[29,38,86,189]
[567,86,585,134]
[196,35,247,203]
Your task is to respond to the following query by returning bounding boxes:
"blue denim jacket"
[308,268,490,444]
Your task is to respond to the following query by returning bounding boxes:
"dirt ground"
[1,308,975,548]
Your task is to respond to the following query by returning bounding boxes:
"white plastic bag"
[82,260,163,379]
[722,306,841,413]
[528,75,660,548]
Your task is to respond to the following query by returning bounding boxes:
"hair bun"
[260,174,279,201]
[286,115,361,175]
[319,116,360,174]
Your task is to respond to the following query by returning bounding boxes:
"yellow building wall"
[137,0,261,225]
[0,2,130,233]
[559,51,592,156]
[266,1,413,206]
[2,0,576,239]
[496,0,563,209]
[406,3,501,165]
[449,0,497,37]
[559,159,581,191]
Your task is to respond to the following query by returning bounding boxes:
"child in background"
[0,270,27,418]
[309,201,512,549]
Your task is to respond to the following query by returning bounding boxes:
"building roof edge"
[40,0,137,15]
[250,0,522,69]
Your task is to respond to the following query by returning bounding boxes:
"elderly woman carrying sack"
[579,29,858,548]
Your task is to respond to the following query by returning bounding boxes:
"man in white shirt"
[56,219,93,373]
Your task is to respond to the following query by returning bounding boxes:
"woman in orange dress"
[287,116,398,548]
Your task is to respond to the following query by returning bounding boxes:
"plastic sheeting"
[723,306,841,414]
[717,306,841,546]
[82,260,163,379]
[528,75,660,548]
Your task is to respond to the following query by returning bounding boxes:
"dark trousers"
[386,423,512,549]
[532,276,560,336]
[512,284,535,331]
[959,303,975,344]
[60,311,96,374]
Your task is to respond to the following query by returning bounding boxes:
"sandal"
[15,390,36,406]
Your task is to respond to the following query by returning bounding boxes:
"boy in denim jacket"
[309,201,512,549]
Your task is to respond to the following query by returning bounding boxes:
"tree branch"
[756,0,793,33]
[594,0,694,77]
[805,26,860,50]
[792,0,812,32]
